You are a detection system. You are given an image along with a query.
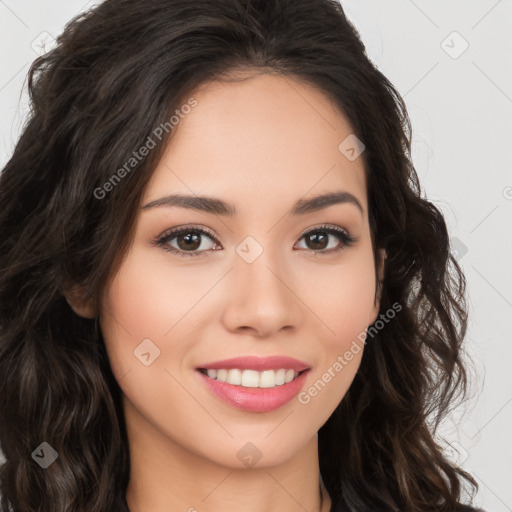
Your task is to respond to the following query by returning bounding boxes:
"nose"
[220,247,302,338]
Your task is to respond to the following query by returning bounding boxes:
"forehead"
[142,72,368,215]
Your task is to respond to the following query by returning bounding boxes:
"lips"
[196,368,311,412]
[194,355,312,412]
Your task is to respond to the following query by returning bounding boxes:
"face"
[95,72,383,469]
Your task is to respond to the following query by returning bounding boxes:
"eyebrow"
[141,190,364,216]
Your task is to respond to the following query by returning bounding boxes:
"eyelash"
[154,223,357,258]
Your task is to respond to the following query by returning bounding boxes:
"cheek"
[101,248,206,339]
[99,250,177,379]
[295,247,377,346]
[295,254,376,420]
[99,247,226,383]
[292,245,376,401]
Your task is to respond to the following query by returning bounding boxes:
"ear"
[370,248,387,323]
[62,283,96,319]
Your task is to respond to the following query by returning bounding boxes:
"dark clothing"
[329,500,484,511]
[119,496,485,511]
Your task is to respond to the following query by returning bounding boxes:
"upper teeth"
[205,368,299,388]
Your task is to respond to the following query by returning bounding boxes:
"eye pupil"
[178,232,201,250]
[307,232,328,250]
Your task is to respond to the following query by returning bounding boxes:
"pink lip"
[196,369,311,412]
[196,355,311,372]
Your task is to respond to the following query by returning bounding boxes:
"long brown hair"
[0,0,479,510]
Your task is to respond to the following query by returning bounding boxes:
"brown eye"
[304,231,329,251]
[175,232,202,251]
[295,225,356,254]
[155,226,219,257]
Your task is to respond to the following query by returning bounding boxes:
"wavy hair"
[0,0,479,510]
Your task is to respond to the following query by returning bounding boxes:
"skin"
[67,71,384,512]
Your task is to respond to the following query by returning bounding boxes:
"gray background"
[0,1,511,510]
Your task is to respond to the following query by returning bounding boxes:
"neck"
[123,397,332,512]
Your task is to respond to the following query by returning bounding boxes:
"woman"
[0,1,485,511]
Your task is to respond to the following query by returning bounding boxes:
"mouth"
[197,367,309,388]
[196,367,312,412]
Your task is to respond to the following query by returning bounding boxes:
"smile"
[198,368,304,388]
[196,368,311,412]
